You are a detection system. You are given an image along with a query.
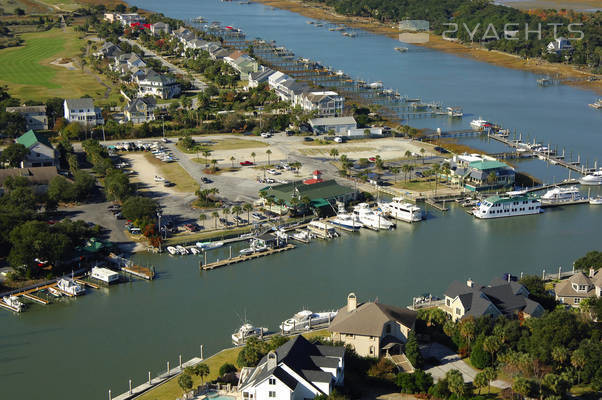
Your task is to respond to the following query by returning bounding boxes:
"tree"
[177,373,193,393]
[519,275,556,310]
[210,159,218,172]
[446,369,466,398]
[470,336,492,369]
[104,169,132,201]
[431,163,441,194]
[390,166,400,183]
[513,377,534,399]
[329,148,339,160]
[230,156,236,169]
[193,363,210,384]
[474,371,489,394]
[121,196,158,223]
[198,213,208,227]
[405,331,423,368]
[483,335,502,364]
[0,143,29,167]
[551,346,569,367]
[459,316,477,349]
[419,148,425,163]
[48,176,75,203]
[571,348,587,384]
[202,149,212,166]
[232,205,242,225]
[211,211,219,228]
[251,152,256,164]
[219,363,237,376]
[266,149,272,165]
[483,367,498,394]
[243,203,253,223]
[574,251,602,271]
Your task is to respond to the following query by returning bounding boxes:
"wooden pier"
[22,293,49,305]
[201,244,296,270]
[76,279,100,289]
[424,199,449,212]
[122,265,155,280]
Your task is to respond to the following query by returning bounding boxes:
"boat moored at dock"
[579,170,602,185]
[2,296,25,312]
[379,198,422,223]
[232,323,268,345]
[589,196,602,205]
[353,203,395,230]
[472,194,541,219]
[56,278,86,296]
[470,118,492,130]
[196,241,224,251]
[308,221,339,239]
[279,310,337,333]
[540,186,584,205]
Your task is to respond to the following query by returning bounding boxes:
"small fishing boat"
[48,287,62,297]
[394,47,408,53]
[166,246,178,255]
[196,241,224,251]
[588,99,601,109]
[589,196,602,205]
[176,245,188,255]
[189,247,201,255]
[57,278,85,296]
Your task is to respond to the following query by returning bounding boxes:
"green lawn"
[0,28,117,102]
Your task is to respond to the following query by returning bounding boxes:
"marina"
[200,243,296,270]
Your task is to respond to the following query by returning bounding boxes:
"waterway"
[1,1,601,399]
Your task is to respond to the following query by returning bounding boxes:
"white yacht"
[470,118,492,130]
[279,310,338,333]
[231,323,268,345]
[2,296,24,312]
[540,186,583,205]
[189,247,201,255]
[589,99,602,109]
[331,203,363,231]
[240,239,268,255]
[56,278,86,296]
[291,230,313,242]
[196,241,224,251]
[379,198,422,223]
[166,246,178,255]
[472,194,541,219]
[579,170,602,186]
[590,196,602,205]
[353,203,395,230]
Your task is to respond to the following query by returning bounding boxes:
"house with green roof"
[15,130,57,168]
[260,179,357,211]
[451,159,515,192]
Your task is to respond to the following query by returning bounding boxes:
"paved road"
[421,343,510,389]
[119,38,208,91]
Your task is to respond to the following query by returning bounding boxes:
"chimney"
[347,292,357,312]
[590,267,596,278]
[267,351,277,370]
[467,279,474,288]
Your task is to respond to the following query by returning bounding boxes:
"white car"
[334,136,343,143]
[261,132,272,138]
[154,176,165,182]
[267,169,280,175]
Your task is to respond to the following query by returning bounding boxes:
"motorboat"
[154,175,165,182]
[472,194,541,219]
[308,221,339,238]
[48,287,62,297]
[394,47,408,53]
[196,241,224,251]
[189,247,201,255]
[57,278,86,296]
[279,310,337,333]
[446,107,463,117]
[589,196,602,205]
[2,296,24,312]
[589,99,602,109]
[166,246,178,255]
[176,245,188,255]
[291,230,313,242]
[239,239,267,255]
[579,170,602,186]
[379,198,422,223]
[330,202,362,231]
[470,118,492,130]
[353,203,395,230]
[232,323,268,345]
[540,186,583,205]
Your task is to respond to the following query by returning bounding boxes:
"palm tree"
[193,363,210,384]
[243,203,253,223]
[483,367,498,394]
[202,150,212,166]
[329,148,339,160]
[404,150,412,160]
[420,148,425,163]
[266,149,272,166]
[211,211,219,228]
[230,156,236,169]
[210,159,218,172]
[401,164,411,182]
[222,207,230,223]
[431,163,441,194]
[390,166,400,183]
[446,369,466,398]
[251,152,256,164]
[198,213,207,228]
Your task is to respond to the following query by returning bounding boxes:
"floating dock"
[122,265,155,280]
[201,244,296,270]
[22,293,49,305]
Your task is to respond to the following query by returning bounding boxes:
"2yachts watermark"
[398,20,585,44]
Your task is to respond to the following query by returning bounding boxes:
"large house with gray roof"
[554,268,602,307]
[137,71,181,99]
[329,293,417,358]
[63,98,104,126]
[442,278,544,321]
[238,335,344,400]
[5,105,48,131]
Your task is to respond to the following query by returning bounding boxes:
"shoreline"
[255,0,602,96]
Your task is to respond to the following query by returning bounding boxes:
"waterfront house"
[184,38,208,51]
[5,105,48,131]
[547,37,573,54]
[116,13,145,26]
[93,41,123,60]
[63,98,104,126]
[238,335,345,400]
[261,180,357,210]
[329,293,417,358]
[124,97,156,124]
[297,91,344,117]
[248,67,275,88]
[137,71,181,99]
[309,116,357,135]
[442,278,544,321]
[150,22,170,35]
[0,166,59,194]
[554,268,602,307]
[268,72,293,100]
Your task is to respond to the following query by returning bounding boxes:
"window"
[269,378,276,385]
[574,298,581,304]
[269,391,276,398]
[446,299,450,306]
[369,345,375,355]
[385,324,391,334]
[455,308,461,315]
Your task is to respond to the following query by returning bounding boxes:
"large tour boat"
[579,170,602,186]
[379,198,423,223]
[279,310,338,333]
[472,194,541,219]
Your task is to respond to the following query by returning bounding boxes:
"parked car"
[368,157,376,162]
[260,132,272,138]
[434,146,450,154]
[285,130,295,136]
[267,169,281,175]
[415,171,424,178]
[201,177,212,184]
[240,161,254,166]
[164,181,175,187]
[334,136,344,143]
[251,212,265,220]
[303,137,314,142]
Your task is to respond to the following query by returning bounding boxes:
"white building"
[150,22,170,35]
[309,116,357,135]
[547,37,572,54]
[298,91,344,117]
[116,13,145,26]
[15,130,57,167]
[137,71,181,99]
[238,335,345,400]
[5,105,48,131]
[248,67,275,88]
[63,98,104,126]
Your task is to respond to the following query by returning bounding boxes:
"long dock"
[201,244,296,270]
[22,293,49,305]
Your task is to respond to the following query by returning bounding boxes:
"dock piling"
[129,380,132,395]
[167,361,170,376]
[148,371,151,385]
[200,344,204,360]
[108,389,111,400]
[179,355,182,369]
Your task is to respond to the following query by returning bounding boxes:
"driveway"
[421,343,510,389]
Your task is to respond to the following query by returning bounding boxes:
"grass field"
[0,28,116,102]
[143,153,199,193]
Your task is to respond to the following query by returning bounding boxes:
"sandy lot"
[122,153,180,195]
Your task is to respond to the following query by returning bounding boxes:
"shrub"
[219,363,237,376]
[470,337,491,369]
